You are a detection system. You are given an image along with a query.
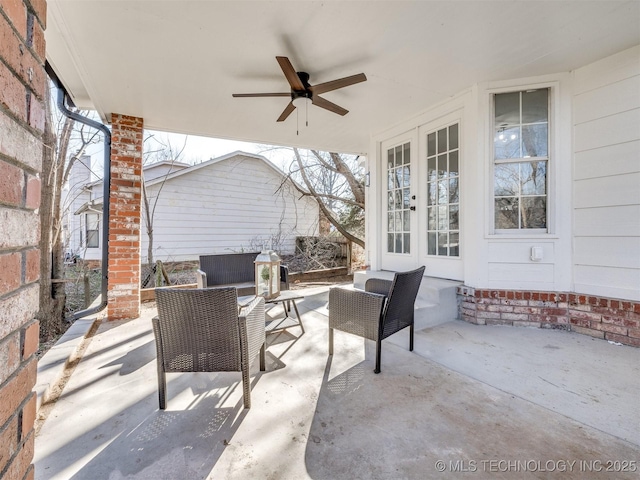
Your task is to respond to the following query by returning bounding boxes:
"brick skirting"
[458,287,640,348]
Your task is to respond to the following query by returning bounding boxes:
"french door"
[380,116,463,279]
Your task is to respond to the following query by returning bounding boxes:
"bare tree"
[141,133,188,271]
[285,148,365,248]
[39,86,102,341]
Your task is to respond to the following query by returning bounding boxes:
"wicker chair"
[328,266,425,373]
[152,287,266,409]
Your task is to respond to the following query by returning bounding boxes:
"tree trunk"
[38,97,68,341]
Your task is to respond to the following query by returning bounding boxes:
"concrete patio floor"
[34,286,640,479]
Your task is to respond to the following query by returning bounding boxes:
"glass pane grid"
[493,89,549,231]
[426,123,460,257]
[387,142,411,254]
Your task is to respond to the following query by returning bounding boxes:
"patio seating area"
[34,285,640,479]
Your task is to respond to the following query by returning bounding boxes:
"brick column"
[107,114,143,320]
[0,0,46,478]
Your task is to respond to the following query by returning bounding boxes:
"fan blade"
[232,93,291,97]
[310,73,367,95]
[312,95,348,116]
[276,56,305,91]
[277,102,296,122]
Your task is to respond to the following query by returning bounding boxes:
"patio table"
[238,290,305,334]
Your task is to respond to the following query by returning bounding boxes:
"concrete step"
[353,270,461,330]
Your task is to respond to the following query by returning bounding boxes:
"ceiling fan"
[232,56,367,122]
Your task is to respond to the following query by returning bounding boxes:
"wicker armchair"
[152,287,266,409]
[328,266,425,373]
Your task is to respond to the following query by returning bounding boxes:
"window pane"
[395,212,402,231]
[438,205,448,230]
[427,157,437,182]
[521,197,547,229]
[494,91,520,125]
[522,124,548,157]
[388,149,394,169]
[438,154,447,178]
[403,211,410,231]
[395,146,402,167]
[437,128,447,153]
[403,165,411,187]
[495,198,519,229]
[427,232,436,255]
[403,233,410,253]
[403,143,410,164]
[427,182,436,206]
[395,191,402,209]
[494,164,519,196]
[449,177,459,203]
[449,124,458,150]
[388,170,394,190]
[427,133,436,157]
[522,89,548,124]
[438,233,448,256]
[387,213,394,231]
[387,234,394,252]
[449,205,459,230]
[403,188,410,209]
[521,161,547,195]
[395,233,402,253]
[395,168,403,188]
[494,126,520,160]
[387,192,394,210]
[437,180,447,205]
[449,232,460,257]
[449,151,459,176]
[427,206,436,230]
[87,230,99,248]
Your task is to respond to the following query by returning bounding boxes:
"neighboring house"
[65,152,319,263]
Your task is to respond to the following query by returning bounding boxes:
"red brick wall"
[458,287,640,347]
[0,0,46,478]
[107,114,143,320]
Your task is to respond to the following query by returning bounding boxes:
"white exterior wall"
[141,154,319,262]
[368,46,639,301]
[572,46,640,301]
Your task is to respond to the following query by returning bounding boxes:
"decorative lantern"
[254,249,281,300]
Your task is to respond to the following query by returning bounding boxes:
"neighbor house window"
[86,213,99,248]
[493,88,548,230]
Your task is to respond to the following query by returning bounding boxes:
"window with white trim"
[86,213,99,248]
[493,88,548,231]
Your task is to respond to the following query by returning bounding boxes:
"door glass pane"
[427,232,436,255]
[403,233,410,253]
[403,143,410,164]
[449,151,459,175]
[449,124,458,150]
[427,207,436,230]
[438,233,448,256]
[449,232,459,257]
[427,133,436,156]
[437,128,447,153]
[386,142,411,254]
[425,123,460,257]
[449,205,459,230]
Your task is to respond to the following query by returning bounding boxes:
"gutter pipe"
[45,62,111,320]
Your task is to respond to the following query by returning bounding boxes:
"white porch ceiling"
[46,1,640,155]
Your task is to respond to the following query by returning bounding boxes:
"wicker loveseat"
[197,252,289,296]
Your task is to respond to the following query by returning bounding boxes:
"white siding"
[573,46,640,301]
[141,154,318,262]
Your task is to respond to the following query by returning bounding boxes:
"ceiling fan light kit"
[232,56,367,126]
